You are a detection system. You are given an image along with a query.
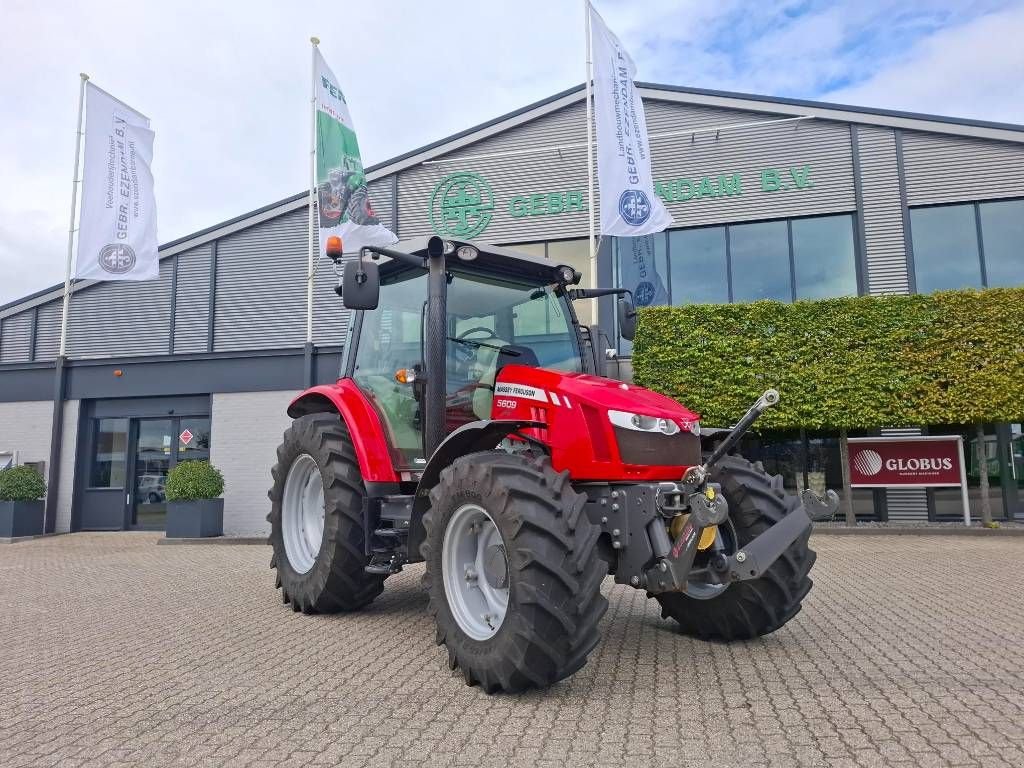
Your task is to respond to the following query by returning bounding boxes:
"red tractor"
[268,235,837,693]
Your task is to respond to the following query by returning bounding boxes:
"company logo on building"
[852,449,883,476]
[97,243,136,274]
[430,172,494,238]
[618,189,651,226]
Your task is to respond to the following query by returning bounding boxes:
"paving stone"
[0,532,1021,767]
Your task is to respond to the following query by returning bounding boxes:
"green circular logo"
[430,172,494,238]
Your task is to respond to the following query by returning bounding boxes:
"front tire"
[422,452,608,693]
[655,455,816,640]
[267,413,384,613]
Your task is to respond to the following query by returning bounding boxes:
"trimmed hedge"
[632,287,1024,430]
[165,460,224,501]
[0,466,47,501]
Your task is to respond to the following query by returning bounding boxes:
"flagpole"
[58,73,89,357]
[307,37,320,346]
[583,1,597,301]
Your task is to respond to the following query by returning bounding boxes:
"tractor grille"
[613,427,701,467]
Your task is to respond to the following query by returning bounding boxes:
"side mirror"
[617,296,636,341]
[341,259,380,310]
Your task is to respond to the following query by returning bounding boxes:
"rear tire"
[655,454,816,640]
[268,413,384,613]
[421,452,608,693]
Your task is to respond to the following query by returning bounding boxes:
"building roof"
[5,81,1024,318]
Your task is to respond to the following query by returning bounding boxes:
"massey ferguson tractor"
[268,235,837,693]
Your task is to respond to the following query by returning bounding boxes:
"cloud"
[823,4,1024,123]
[1,0,1021,306]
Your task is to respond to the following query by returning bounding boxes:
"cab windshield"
[351,267,583,467]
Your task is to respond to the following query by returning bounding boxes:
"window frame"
[612,211,862,308]
[908,196,1024,293]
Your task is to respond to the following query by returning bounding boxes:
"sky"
[1,0,1023,305]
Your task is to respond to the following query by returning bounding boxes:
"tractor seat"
[495,344,539,374]
[472,343,540,419]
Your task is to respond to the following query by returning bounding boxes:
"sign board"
[426,164,817,239]
[179,429,194,446]
[848,435,970,525]
[847,436,963,488]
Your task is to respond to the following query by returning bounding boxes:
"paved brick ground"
[1,533,1022,768]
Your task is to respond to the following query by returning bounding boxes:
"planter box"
[0,500,45,538]
[166,498,223,539]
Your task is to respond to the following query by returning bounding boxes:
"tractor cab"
[338,237,603,470]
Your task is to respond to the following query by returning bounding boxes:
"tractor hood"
[496,365,699,424]
[492,365,701,482]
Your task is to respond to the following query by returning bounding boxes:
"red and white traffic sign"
[179,429,194,446]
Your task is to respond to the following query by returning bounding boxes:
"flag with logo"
[75,83,158,281]
[618,235,668,307]
[314,49,396,256]
[588,2,673,237]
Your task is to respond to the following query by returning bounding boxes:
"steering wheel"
[457,326,498,341]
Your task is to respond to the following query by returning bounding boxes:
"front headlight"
[608,409,681,435]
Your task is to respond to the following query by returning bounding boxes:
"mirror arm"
[568,287,634,301]
[361,245,428,270]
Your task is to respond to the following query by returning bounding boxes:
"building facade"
[2,82,1022,534]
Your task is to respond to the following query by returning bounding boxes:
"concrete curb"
[156,537,265,546]
[812,525,1024,537]
[1,532,66,545]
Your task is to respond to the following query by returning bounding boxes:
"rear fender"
[407,419,543,560]
[287,381,400,483]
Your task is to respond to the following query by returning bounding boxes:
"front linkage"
[584,389,839,594]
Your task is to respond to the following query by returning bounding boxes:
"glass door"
[132,419,174,529]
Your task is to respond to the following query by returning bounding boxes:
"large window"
[730,220,791,302]
[792,215,859,299]
[910,198,1024,293]
[614,213,858,308]
[910,204,981,293]
[978,199,1024,288]
[668,227,728,304]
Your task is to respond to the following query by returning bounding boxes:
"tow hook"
[801,488,840,522]
[645,485,729,593]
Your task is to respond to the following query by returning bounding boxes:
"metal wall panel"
[394,99,856,244]
[397,101,592,243]
[312,253,350,347]
[0,310,33,363]
[902,131,1024,206]
[366,177,394,233]
[172,245,212,353]
[879,427,929,520]
[65,259,173,358]
[213,208,306,351]
[644,102,856,228]
[33,301,61,361]
[855,126,911,294]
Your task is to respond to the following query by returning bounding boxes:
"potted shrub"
[165,460,225,538]
[0,465,47,538]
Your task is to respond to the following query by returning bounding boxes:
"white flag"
[588,3,673,237]
[314,49,396,256]
[76,84,158,281]
[618,236,668,307]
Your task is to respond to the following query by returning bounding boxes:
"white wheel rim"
[282,454,325,574]
[442,503,509,641]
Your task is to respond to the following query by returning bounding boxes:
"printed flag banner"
[76,84,158,281]
[618,235,668,307]
[314,49,396,256]
[588,3,673,237]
